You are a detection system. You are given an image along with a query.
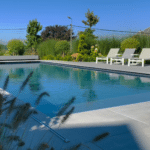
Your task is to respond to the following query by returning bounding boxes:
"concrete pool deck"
[1,60,150,149]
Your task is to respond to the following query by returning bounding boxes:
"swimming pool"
[0,62,150,118]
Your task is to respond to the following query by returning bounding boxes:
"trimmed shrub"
[54,40,70,56]
[121,37,140,52]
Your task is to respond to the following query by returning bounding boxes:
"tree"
[78,34,89,55]
[55,40,70,56]
[78,28,97,52]
[82,9,100,28]
[41,25,76,41]
[7,39,25,55]
[80,9,99,52]
[25,19,42,51]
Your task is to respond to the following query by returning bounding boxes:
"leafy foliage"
[54,40,70,56]
[121,37,140,52]
[0,44,4,51]
[7,39,25,55]
[41,25,76,41]
[90,46,98,61]
[25,19,42,51]
[76,53,97,62]
[78,28,97,53]
[63,55,73,61]
[42,54,55,60]
[78,34,89,55]
[76,53,83,61]
[82,28,97,39]
[0,44,7,56]
[3,50,10,56]
[82,9,100,28]
[72,38,79,53]
[54,54,63,60]
[24,48,38,55]
[132,34,150,53]
[37,39,58,58]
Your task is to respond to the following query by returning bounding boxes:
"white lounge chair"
[110,48,136,65]
[128,48,150,67]
[96,48,120,64]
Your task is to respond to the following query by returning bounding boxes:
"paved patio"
[0,60,150,150]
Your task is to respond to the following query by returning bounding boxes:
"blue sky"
[0,0,150,44]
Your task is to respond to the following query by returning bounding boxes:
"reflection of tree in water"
[28,68,42,92]
[72,69,97,102]
[40,64,70,80]
[73,69,93,89]
[83,89,97,102]
[9,68,25,80]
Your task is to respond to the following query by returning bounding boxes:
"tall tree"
[41,25,76,41]
[82,9,100,28]
[25,19,42,51]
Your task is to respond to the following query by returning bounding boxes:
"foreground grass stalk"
[5,129,20,150]
[16,122,29,150]
[0,71,34,149]
[0,76,10,143]
[37,97,76,147]
[0,69,102,150]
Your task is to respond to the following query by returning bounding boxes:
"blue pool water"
[0,63,150,117]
